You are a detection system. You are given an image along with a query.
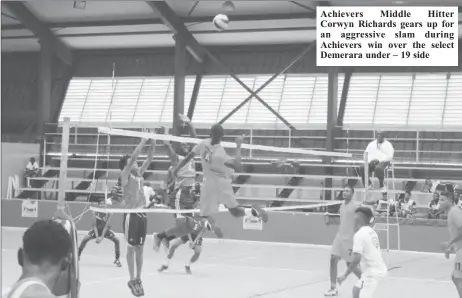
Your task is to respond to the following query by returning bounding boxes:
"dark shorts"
[88,228,115,239]
[123,213,147,246]
[180,219,203,246]
[170,187,195,219]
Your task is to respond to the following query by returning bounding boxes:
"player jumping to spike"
[324,185,362,296]
[337,207,387,298]
[118,133,155,297]
[78,200,121,267]
[171,124,268,239]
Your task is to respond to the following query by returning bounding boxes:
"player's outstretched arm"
[341,252,362,280]
[140,137,156,175]
[163,141,179,166]
[101,213,112,237]
[122,138,148,180]
[224,136,243,172]
[178,114,198,139]
[93,215,99,238]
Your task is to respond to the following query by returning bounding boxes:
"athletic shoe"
[158,264,168,272]
[136,278,144,296]
[380,186,387,193]
[204,219,223,238]
[152,233,161,252]
[185,265,192,275]
[324,287,338,296]
[114,259,122,267]
[161,238,170,253]
[252,205,268,223]
[127,280,139,297]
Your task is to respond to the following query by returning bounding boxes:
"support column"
[37,43,53,135]
[324,68,339,200]
[187,73,203,121]
[172,35,186,136]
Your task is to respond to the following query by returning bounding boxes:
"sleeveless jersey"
[337,200,360,241]
[192,138,233,180]
[122,174,145,209]
[175,155,196,187]
[3,278,54,298]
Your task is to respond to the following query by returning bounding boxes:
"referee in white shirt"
[352,130,394,193]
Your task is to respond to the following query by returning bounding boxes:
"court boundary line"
[2,226,443,257]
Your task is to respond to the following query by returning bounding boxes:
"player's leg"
[219,178,268,222]
[154,216,195,252]
[125,214,141,297]
[353,276,380,298]
[77,230,96,258]
[158,236,188,272]
[185,232,202,275]
[453,253,462,298]
[134,214,147,296]
[452,275,462,297]
[105,230,122,267]
[325,237,343,296]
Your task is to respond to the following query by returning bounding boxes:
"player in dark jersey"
[158,183,204,274]
[78,200,121,267]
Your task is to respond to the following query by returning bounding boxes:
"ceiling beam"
[1,13,315,30]
[3,2,73,65]
[146,1,205,63]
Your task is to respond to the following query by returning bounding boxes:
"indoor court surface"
[1,227,457,298]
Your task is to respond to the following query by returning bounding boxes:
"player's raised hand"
[96,237,103,244]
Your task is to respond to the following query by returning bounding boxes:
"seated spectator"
[376,193,397,216]
[398,190,416,218]
[420,178,440,193]
[428,193,443,219]
[24,157,40,187]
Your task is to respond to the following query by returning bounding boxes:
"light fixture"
[73,1,86,10]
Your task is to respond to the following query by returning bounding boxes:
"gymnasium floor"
[1,227,457,298]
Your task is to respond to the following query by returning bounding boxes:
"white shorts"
[200,178,238,217]
[354,275,383,298]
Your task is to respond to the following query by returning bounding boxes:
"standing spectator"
[428,193,442,219]
[349,130,394,193]
[398,191,416,218]
[24,157,40,188]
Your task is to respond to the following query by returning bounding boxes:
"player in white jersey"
[172,123,268,237]
[325,185,362,296]
[439,192,462,297]
[337,207,387,298]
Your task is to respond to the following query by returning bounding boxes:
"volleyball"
[213,14,229,31]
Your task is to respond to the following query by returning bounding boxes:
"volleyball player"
[439,192,462,297]
[4,220,72,298]
[158,183,203,274]
[153,115,200,251]
[78,200,121,267]
[325,185,362,296]
[119,135,155,297]
[172,123,268,237]
[337,207,387,298]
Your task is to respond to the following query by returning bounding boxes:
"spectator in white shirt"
[357,130,394,193]
[143,182,155,207]
[398,191,416,218]
[24,157,40,187]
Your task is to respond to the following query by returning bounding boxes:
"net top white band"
[89,201,341,214]
[97,127,353,158]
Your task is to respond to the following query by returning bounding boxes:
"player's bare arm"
[179,114,198,139]
[338,252,362,284]
[224,136,243,171]
[122,138,148,180]
[99,213,113,240]
[140,132,156,174]
[164,141,179,166]
[93,214,99,238]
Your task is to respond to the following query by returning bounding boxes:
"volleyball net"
[50,117,378,218]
